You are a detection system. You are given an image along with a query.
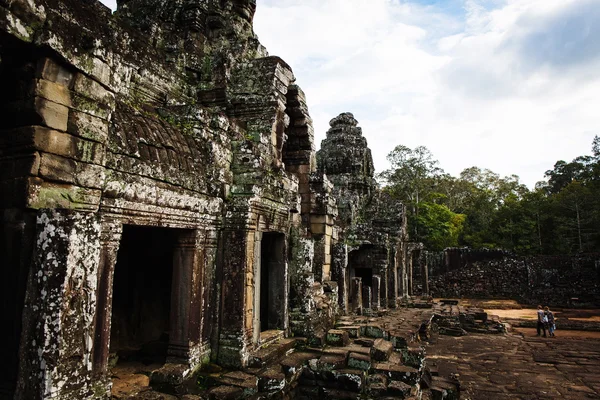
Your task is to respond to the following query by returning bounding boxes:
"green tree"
[553,181,596,253]
[417,200,466,251]
[379,145,442,239]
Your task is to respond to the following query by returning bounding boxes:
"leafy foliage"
[380,136,600,254]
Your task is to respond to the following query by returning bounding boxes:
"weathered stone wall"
[428,249,600,307]
[0,0,340,398]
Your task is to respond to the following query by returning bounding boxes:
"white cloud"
[255,0,600,187]
[99,0,116,11]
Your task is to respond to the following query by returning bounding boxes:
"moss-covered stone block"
[326,329,349,347]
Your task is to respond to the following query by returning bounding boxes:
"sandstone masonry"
[0,1,414,399]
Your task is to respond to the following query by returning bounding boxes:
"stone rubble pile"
[163,308,460,400]
[432,300,505,337]
[429,252,600,307]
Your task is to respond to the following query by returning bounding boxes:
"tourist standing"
[545,306,556,337]
[536,305,547,337]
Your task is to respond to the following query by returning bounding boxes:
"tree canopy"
[379,136,600,254]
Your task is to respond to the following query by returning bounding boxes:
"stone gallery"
[0,1,427,398]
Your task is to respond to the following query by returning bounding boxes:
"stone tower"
[317,112,376,228]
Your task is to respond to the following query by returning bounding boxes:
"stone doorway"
[354,267,373,288]
[0,213,34,398]
[257,232,286,337]
[109,226,177,367]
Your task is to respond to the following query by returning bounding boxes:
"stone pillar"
[401,244,410,300]
[332,243,348,313]
[288,232,316,338]
[388,244,400,307]
[217,229,252,368]
[372,275,381,310]
[379,264,388,308]
[168,229,205,367]
[351,277,363,315]
[362,285,372,311]
[252,231,262,345]
[313,234,326,283]
[18,210,101,400]
[311,221,334,283]
[92,219,122,383]
[408,251,414,297]
[200,227,219,360]
[421,255,429,296]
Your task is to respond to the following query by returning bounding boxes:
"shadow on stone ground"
[426,329,600,399]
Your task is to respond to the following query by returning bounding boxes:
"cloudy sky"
[99,0,599,186]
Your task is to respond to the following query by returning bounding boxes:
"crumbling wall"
[429,249,600,307]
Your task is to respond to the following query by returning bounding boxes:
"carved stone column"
[92,219,122,379]
[421,255,429,296]
[332,243,348,313]
[362,285,372,311]
[372,275,381,310]
[408,251,414,297]
[168,229,203,366]
[351,277,363,315]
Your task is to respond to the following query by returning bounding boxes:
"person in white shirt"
[536,305,547,337]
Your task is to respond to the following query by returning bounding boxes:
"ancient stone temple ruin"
[0,1,423,399]
[317,113,413,313]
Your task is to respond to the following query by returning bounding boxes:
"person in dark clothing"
[536,305,547,337]
[545,306,556,337]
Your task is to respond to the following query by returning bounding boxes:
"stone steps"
[247,337,297,368]
[210,309,441,399]
[291,328,427,398]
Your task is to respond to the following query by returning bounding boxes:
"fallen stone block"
[362,324,386,339]
[367,382,387,397]
[150,363,188,387]
[257,365,286,392]
[209,386,243,400]
[373,363,419,385]
[371,338,393,361]
[431,376,460,400]
[333,369,365,392]
[348,352,371,371]
[216,371,258,395]
[327,329,350,346]
[387,380,413,397]
[354,338,375,347]
[338,325,361,338]
[321,387,361,400]
[389,331,409,349]
[308,330,326,347]
[280,352,319,381]
[400,345,425,369]
[317,353,347,371]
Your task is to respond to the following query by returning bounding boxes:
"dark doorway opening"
[110,225,176,366]
[0,213,34,397]
[354,267,373,288]
[259,233,286,332]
